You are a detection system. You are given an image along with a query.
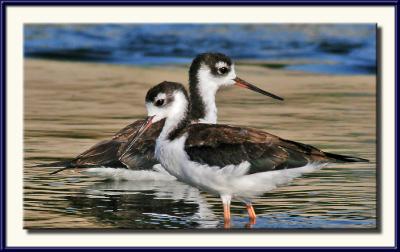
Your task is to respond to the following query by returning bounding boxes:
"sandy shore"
[24,59,375,117]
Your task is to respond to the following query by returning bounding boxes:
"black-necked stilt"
[136,81,368,227]
[46,52,283,175]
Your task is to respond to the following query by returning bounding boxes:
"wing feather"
[66,120,146,168]
[63,119,164,169]
[118,119,165,170]
[184,124,330,174]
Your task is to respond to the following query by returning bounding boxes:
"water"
[24,24,376,75]
[24,59,376,229]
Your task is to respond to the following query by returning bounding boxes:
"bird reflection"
[65,178,221,229]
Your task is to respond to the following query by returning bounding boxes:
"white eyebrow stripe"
[155,93,167,101]
[215,61,228,69]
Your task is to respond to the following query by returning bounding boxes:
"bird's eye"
[218,67,229,74]
[155,99,165,107]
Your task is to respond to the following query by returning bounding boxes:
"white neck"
[159,91,189,141]
[197,65,219,124]
[198,86,218,124]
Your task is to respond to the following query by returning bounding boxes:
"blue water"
[24,24,376,75]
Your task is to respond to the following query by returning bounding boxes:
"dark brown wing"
[184,124,336,174]
[65,119,147,168]
[48,119,166,174]
[112,119,147,141]
[118,119,165,170]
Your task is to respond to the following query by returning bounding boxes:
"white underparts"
[82,167,176,181]
[156,131,327,200]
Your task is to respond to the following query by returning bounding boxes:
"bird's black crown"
[189,52,232,77]
[145,81,189,105]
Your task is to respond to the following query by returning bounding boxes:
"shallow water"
[24,60,377,230]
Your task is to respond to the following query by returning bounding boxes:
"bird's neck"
[189,77,218,124]
[159,93,190,142]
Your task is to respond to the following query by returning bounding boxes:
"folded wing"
[184,124,346,174]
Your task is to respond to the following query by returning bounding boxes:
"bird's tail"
[47,167,72,175]
[33,160,71,168]
[32,160,75,175]
[325,152,369,163]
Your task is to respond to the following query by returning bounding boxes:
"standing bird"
[135,81,369,227]
[44,53,283,175]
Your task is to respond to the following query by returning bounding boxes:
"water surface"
[24,60,377,230]
[24,24,376,75]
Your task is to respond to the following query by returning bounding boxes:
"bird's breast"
[155,135,188,179]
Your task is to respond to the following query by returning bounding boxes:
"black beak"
[234,77,284,101]
[119,115,155,160]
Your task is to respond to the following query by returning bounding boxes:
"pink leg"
[221,195,232,229]
[246,203,257,225]
[223,203,231,228]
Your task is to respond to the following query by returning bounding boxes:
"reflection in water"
[24,163,376,229]
[75,180,219,229]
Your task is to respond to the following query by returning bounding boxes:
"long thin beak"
[119,115,155,160]
[234,77,284,101]
[137,115,155,137]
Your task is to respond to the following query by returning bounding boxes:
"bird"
[134,81,369,227]
[43,52,283,175]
